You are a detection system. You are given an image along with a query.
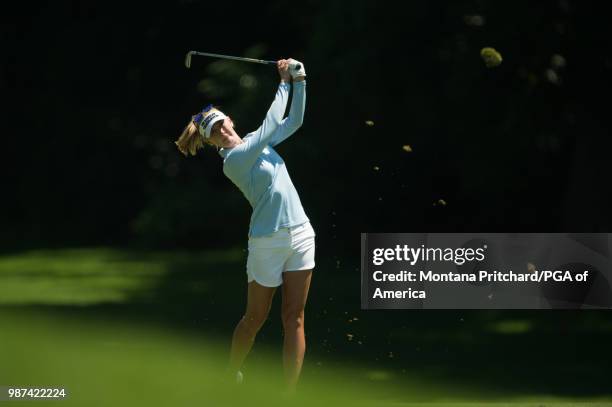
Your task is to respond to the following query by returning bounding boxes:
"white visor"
[198,109,228,139]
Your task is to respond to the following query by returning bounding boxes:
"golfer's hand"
[288,58,306,80]
[277,59,291,83]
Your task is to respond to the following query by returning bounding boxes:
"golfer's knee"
[241,313,267,334]
[282,312,304,331]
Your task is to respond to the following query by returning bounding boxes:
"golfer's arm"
[260,82,290,128]
[233,83,290,169]
[269,79,306,146]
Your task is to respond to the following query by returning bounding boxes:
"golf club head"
[185,51,193,69]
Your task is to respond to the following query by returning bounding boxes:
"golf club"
[185,50,301,71]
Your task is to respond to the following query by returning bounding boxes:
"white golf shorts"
[246,222,316,287]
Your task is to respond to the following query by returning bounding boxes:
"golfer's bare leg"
[228,280,277,375]
[281,269,313,393]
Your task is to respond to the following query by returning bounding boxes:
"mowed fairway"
[1,248,611,406]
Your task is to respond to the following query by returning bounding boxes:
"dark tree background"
[2,0,611,252]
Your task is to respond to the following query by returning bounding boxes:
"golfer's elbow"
[295,114,304,129]
[261,117,282,136]
[288,116,303,133]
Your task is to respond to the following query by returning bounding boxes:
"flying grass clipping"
[480,47,503,68]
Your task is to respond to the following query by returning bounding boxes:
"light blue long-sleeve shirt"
[219,80,309,238]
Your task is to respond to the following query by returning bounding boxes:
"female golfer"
[175,59,313,394]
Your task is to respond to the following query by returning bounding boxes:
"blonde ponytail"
[175,120,205,156]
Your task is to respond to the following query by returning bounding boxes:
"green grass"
[1,248,611,406]
[0,247,241,305]
[2,308,610,407]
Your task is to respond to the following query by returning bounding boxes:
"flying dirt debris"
[480,47,503,67]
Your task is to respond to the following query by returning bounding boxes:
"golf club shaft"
[185,51,302,71]
[186,51,276,68]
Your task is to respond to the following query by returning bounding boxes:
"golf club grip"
[268,60,301,70]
